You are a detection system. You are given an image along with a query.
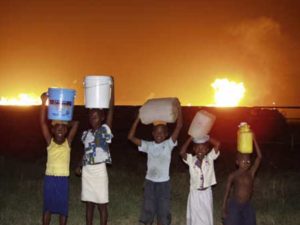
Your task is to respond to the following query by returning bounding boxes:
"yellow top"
[46,139,70,176]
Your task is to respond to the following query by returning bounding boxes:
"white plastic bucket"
[188,110,216,139]
[139,98,180,125]
[84,75,112,109]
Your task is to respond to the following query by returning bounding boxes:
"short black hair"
[193,141,210,150]
[88,108,104,116]
[236,152,251,160]
[152,124,168,132]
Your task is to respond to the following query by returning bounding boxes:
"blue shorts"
[43,176,69,217]
[224,199,256,225]
[139,179,171,225]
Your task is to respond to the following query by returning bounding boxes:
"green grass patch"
[1,157,299,225]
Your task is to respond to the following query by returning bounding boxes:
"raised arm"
[251,133,262,177]
[179,136,193,161]
[106,77,114,128]
[171,101,183,142]
[128,113,142,147]
[222,173,234,219]
[67,121,79,145]
[209,136,221,154]
[40,92,52,145]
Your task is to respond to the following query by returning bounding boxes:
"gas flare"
[0,93,41,106]
[211,78,245,107]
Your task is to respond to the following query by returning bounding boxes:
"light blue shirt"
[138,138,177,182]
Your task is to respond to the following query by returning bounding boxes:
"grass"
[0,150,300,225]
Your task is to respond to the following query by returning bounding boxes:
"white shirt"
[183,149,219,190]
[138,138,177,182]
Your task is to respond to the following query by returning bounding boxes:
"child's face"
[193,143,209,160]
[89,109,104,129]
[52,124,68,141]
[152,125,168,143]
[236,153,251,170]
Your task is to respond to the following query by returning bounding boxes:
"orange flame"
[211,78,245,107]
[0,93,41,106]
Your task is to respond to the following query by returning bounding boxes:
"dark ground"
[1,106,300,225]
[0,105,298,174]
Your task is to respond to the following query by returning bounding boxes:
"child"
[222,135,262,225]
[180,135,220,225]
[128,104,183,225]
[40,92,79,225]
[75,80,114,225]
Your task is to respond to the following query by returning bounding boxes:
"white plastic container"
[139,98,180,125]
[84,75,112,109]
[188,110,216,139]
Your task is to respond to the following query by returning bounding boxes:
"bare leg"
[97,203,108,225]
[42,211,51,225]
[86,202,95,225]
[59,215,67,225]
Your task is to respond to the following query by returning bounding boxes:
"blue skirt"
[43,176,69,216]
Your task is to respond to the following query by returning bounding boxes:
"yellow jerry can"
[237,122,253,153]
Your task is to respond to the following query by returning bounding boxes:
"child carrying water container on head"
[40,92,79,225]
[128,99,183,225]
[75,77,114,225]
[222,134,262,225]
[180,135,220,225]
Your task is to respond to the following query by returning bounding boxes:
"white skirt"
[81,163,109,204]
[187,188,213,225]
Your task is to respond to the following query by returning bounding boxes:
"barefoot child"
[40,92,79,225]
[128,104,183,225]
[222,135,262,225]
[180,135,220,225]
[76,79,114,225]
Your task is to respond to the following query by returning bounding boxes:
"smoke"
[228,17,282,56]
[226,17,296,105]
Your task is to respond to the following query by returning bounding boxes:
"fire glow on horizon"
[211,78,245,107]
[0,78,246,107]
[0,93,41,106]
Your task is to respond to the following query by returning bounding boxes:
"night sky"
[1,0,299,106]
